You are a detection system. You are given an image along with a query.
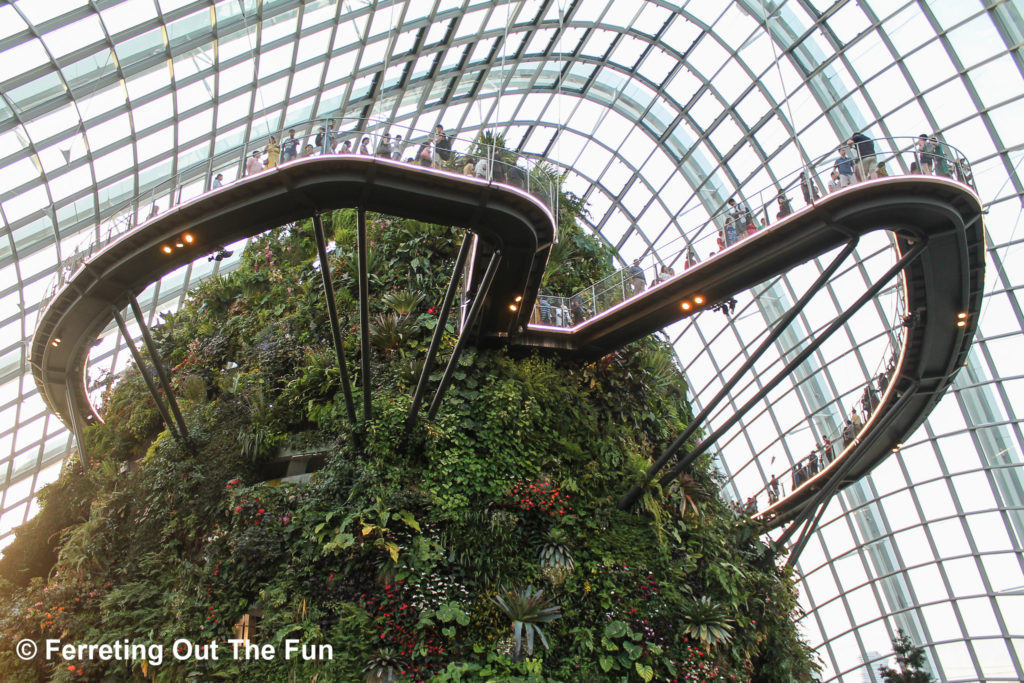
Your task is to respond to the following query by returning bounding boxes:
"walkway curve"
[32,155,556,427]
[31,165,984,527]
[517,176,981,528]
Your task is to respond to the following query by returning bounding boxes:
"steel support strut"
[128,296,188,440]
[777,382,919,568]
[618,239,860,510]
[111,306,183,443]
[407,234,473,426]
[64,379,90,469]
[639,241,925,502]
[311,212,357,424]
[357,208,373,420]
[426,250,503,421]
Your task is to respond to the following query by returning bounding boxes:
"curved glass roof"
[2,1,1023,680]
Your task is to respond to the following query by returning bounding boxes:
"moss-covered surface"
[0,191,818,681]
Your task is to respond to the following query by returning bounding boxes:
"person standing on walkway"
[244,149,263,176]
[834,147,855,188]
[848,131,876,180]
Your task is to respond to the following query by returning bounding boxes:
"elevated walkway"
[31,159,984,527]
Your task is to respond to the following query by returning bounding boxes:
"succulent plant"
[381,289,425,316]
[363,648,407,683]
[678,595,734,647]
[539,528,575,585]
[490,585,562,660]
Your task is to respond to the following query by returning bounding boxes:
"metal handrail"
[38,116,559,322]
[529,135,974,328]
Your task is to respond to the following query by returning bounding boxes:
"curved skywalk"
[31,157,984,530]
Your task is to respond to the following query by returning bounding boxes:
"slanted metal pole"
[356,208,372,420]
[65,379,90,470]
[129,296,189,440]
[778,384,918,568]
[653,242,925,492]
[111,307,181,442]
[426,250,502,421]
[618,239,860,510]
[407,234,473,426]
[312,213,357,424]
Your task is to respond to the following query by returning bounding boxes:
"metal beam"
[311,212,357,424]
[111,306,182,443]
[407,233,473,426]
[357,208,373,420]
[426,250,502,421]
[780,381,919,567]
[655,241,925,491]
[618,239,860,510]
[128,296,189,441]
[64,378,90,470]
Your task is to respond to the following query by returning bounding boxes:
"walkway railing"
[39,117,559,321]
[528,135,974,328]
[747,299,908,516]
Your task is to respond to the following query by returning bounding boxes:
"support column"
[129,296,188,440]
[407,234,472,426]
[111,306,182,442]
[65,378,90,469]
[779,384,919,568]
[618,239,860,510]
[356,208,373,420]
[312,212,357,424]
[654,242,923,491]
[426,250,502,421]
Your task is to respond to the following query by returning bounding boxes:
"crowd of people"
[213,121,543,196]
[231,123,456,180]
[758,359,895,514]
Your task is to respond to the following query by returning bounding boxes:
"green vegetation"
[0,183,818,680]
[879,630,934,682]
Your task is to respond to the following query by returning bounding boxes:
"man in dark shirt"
[848,131,877,180]
[776,195,793,220]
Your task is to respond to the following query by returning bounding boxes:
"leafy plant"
[672,472,710,518]
[678,595,734,647]
[370,312,414,354]
[538,527,574,586]
[879,629,934,682]
[382,290,425,316]
[490,585,562,660]
[364,648,408,683]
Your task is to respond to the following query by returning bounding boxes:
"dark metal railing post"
[407,234,473,426]
[311,212,358,424]
[356,208,373,420]
[426,250,502,421]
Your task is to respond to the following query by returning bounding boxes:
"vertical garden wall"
[0,192,818,681]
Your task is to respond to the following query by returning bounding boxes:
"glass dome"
[1,1,1022,680]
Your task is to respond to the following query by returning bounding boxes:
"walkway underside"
[32,156,556,427]
[515,178,982,529]
[32,163,983,525]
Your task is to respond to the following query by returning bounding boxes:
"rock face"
[0,207,818,682]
